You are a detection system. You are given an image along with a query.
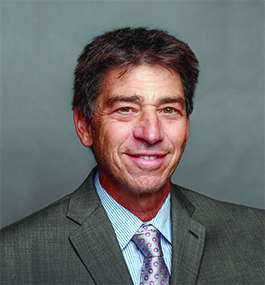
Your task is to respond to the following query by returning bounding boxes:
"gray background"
[1,1,264,228]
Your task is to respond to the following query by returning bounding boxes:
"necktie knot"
[132,225,163,258]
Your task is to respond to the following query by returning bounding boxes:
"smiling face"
[79,64,189,197]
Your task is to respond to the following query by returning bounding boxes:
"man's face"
[90,64,189,195]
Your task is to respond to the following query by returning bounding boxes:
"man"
[1,27,264,285]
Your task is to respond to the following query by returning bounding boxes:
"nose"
[133,109,164,145]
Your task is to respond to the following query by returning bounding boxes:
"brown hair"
[72,27,199,120]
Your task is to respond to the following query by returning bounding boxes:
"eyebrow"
[107,95,144,107]
[106,94,185,107]
[158,96,185,105]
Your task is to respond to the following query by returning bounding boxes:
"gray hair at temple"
[72,27,199,120]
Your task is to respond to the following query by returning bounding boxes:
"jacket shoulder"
[0,194,72,240]
[172,183,264,223]
[0,170,98,285]
[171,184,265,284]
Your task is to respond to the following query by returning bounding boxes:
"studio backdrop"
[1,1,264,228]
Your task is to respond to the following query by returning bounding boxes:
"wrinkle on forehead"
[106,94,185,108]
[99,65,185,108]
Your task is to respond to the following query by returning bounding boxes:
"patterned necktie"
[132,224,170,285]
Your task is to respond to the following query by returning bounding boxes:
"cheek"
[96,121,132,154]
[109,122,133,141]
[99,124,132,169]
[166,123,188,147]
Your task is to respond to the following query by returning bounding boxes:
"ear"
[73,107,93,147]
[186,118,190,141]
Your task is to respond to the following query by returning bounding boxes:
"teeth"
[138,155,157,160]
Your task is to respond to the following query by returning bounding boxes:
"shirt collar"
[94,171,172,250]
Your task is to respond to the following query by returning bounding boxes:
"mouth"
[123,152,170,171]
[129,154,165,160]
[124,153,168,170]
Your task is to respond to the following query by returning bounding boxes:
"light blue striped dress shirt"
[94,171,172,285]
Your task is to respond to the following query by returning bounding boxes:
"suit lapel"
[66,168,205,284]
[170,183,206,285]
[67,167,133,284]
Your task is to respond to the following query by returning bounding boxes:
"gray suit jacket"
[1,167,264,284]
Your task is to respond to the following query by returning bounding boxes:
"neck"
[99,178,171,222]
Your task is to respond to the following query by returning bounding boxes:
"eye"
[163,107,174,114]
[119,107,131,113]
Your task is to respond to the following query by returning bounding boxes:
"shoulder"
[172,183,264,222]
[171,183,264,243]
[0,167,98,237]
[0,169,99,284]
[171,184,265,283]
[0,193,76,283]
[0,194,72,242]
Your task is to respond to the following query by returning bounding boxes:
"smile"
[125,153,168,170]
[133,155,163,160]
[127,153,167,160]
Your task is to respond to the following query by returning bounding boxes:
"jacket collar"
[66,167,134,284]
[170,183,206,285]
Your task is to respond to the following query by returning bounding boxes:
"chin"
[125,176,169,195]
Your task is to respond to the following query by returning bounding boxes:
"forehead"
[99,64,184,104]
